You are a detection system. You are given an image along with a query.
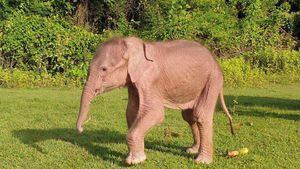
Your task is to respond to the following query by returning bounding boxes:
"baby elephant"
[76,37,234,165]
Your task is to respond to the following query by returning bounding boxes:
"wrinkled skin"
[76,37,233,165]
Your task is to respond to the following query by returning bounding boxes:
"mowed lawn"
[0,83,299,169]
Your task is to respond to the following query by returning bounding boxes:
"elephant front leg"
[125,100,164,165]
[126,86,139,129]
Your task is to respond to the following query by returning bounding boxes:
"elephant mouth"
[100,83,115,94]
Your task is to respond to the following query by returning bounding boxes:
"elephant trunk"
[76,82,96,133]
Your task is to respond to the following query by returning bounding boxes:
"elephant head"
[76,37,154,133]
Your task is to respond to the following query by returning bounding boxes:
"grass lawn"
[0,83,299,169]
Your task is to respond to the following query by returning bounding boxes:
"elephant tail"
[219,88,235,135]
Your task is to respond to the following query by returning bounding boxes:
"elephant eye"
[99,66,107,72]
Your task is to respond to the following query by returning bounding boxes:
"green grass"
[0,83,299,169]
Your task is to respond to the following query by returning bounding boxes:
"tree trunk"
[75,0,90,26]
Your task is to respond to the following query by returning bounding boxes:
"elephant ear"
[123,37,154,83]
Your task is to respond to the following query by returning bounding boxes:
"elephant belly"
[154,43,215,110]
[163,99,195,110]
[159,72,209,110]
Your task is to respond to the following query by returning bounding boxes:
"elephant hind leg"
[193,73,223,164]
[181,109,200,154]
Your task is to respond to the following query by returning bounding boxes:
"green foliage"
[139,0,297,56]
[248,48,300,73]
[88,0,135,34]
[0,0,74,20]
[219,57,267,87]
[0,12,102,78]
[220,49,300,87]
[0,68,81,88]
[0,0,300,88]
[235,0,296,50]
[140,0,197,40]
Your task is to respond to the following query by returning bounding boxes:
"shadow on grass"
[225,95,300,110]
[13,128,127,166]
[221,95,300,121]
[13,128,192,166]
[235,109,300,121]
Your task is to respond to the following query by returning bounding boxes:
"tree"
[74,0,90,26]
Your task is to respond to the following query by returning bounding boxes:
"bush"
[0,68,81,88]
[0,12,102,78]
[249,48,300,84]
[247,48,300,73]
[219,57,267,87]
[220,49,300,87]
[0,0,74,20]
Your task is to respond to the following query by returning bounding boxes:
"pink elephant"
[76,37,234,165]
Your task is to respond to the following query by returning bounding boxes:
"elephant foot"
[195,154,213,164]
[186,145,200,154]
[125,152,146,165]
